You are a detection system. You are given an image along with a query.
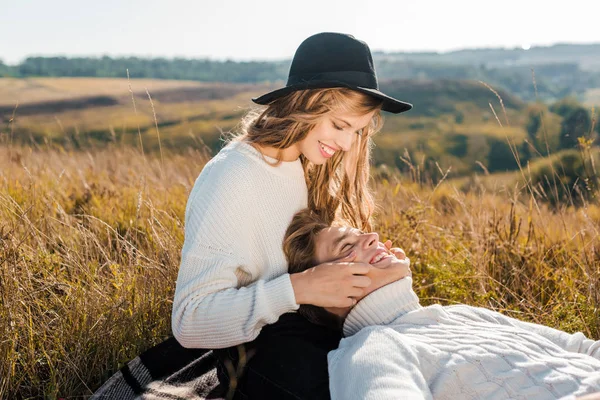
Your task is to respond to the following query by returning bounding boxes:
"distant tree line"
[0,56,289,83]
[376,61,599,102]
[2,55,600,102]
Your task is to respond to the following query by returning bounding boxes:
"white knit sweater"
[328,277,600,400]
[171,140,305,348]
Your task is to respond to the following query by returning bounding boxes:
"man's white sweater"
[172,140,304,348]
[328,277,600,400]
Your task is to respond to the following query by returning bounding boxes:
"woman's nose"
[362,232,379,249]
[335,131,355,152]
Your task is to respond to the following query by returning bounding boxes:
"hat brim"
[252,80,413,114]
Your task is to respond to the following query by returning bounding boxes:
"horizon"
[3,0,599,66]
[4,41,600,66]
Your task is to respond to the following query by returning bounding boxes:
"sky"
[2,0,600,65]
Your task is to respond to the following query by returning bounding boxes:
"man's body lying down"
[283,209,600,400]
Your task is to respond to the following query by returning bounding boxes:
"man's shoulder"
[445,304,508,324]
[338,325,399,350]
[330,325,421,368]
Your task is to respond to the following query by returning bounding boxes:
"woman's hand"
[384,240,406,260]
[290,251,372,308]
[363,254,411,298]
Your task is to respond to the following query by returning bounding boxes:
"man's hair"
[283,208,344,331]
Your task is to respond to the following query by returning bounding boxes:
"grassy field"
[0,77,210,106]
[1,77,599,398]
[1,77,536,181]
[1,142,599,398]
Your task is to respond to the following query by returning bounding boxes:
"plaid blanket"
[91,337,244,400]
[92,313,337,400]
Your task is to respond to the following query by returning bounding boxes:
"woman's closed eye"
[332,122,344,131]
[332,122,364,136]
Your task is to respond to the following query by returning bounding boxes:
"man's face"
[314,226,412,317]
[315,226,395,267]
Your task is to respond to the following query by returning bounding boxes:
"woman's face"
[296,110,376,165]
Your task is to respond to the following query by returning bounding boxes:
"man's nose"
[362,232,379,249]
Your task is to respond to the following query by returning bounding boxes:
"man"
[283,209,600,400]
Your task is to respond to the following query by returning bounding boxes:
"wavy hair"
[283,208,342,331]
[231,87,384,231]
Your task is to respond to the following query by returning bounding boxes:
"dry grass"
[374,178,600,336]
[1,143,599,398]
[1,77,599,398]
[0,145,210,398]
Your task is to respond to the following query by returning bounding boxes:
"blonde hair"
[232,87,384,231]
[283,208,342,330]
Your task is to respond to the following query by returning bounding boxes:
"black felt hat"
[252,32,412,114]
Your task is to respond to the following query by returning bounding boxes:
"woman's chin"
[305,154,329,165]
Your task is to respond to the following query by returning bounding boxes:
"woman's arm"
[172,154,375,349]
[171,162,299,349]
[328,328,432,400]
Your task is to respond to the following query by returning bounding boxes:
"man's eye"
[341,243,353,252]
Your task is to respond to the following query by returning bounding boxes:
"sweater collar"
[232,140,305,178]
[343,277,421,337]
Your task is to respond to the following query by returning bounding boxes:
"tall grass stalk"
[0,146,208,398]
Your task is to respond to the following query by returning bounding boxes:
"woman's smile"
[319,141,338,158]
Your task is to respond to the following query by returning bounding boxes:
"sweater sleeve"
[328,327,432,400]
[506,317,600,360]
[171,160,299,349]
[463,306,600,360]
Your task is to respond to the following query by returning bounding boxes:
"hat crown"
[288,32,377,88]
[251,32,413,114]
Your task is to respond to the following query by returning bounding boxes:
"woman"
[283,209,600,400]
[171,32,412,398]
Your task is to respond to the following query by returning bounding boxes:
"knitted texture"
[329,278,600,400]
[172,140,305,349]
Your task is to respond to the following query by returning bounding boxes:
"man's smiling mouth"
[370,248,391,264]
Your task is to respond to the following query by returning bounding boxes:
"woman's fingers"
[338,297,356,308]
[348,287,364,298]
[346,263,371,275]
[391,247,406,259]
[385,240,407,260]
[350,275,371,288]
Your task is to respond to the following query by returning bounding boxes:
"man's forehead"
[318,225,359,241]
